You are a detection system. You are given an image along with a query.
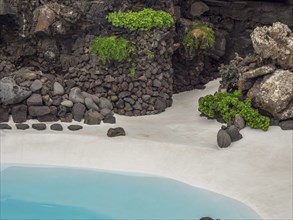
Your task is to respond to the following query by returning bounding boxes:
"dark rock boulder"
[16,124,30,130]
[103,115,116,124]
[217,129,232,148]
[154,98,167,112]
[226,125,243,142]
[0,124,12,130]
[107,127,126,137]
[50,123,63,131]
[28,106,50,117]
[27,94,43,106]
[279,119,293,130]
[32,123,46,130]
[38,114,59,122]
[200,217,214,220]
[68,125,83,131]
[72,103,86,122]
[0,106,10,123]
[12,104,27,123]
[84,110,103,125]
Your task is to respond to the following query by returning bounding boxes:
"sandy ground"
[0,80,292,220]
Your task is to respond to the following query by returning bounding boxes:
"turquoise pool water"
[0,165,261,220]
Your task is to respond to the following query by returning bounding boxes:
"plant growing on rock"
[182,21,215,54]
[198,90,270,131]
[219,59,240,92]
[91,36,134,64]
[106,8,174,31]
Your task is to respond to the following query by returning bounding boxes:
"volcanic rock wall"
[1,0,293,122]
[173,0,293,93]
[0,0,174,122]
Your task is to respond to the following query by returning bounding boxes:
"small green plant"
[219,59,240,92]
[91,36,134,64]
[130,66,136,78]
[106,8,174,31]
[182,21,215,54]
[198,91,270,131]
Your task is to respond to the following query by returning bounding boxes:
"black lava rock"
[68,125,83,131]
[32,123,46,130]
[226,125,243,142]
[50,124,63,131]
[279,119,293,130]
[16,124,30,130]
[103,115,116,124]
[217,129,231,148]
[0,124,12,130]
[107,127,126,137]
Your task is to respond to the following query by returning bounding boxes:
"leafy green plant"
[219,59,240,92]
[91,36,134,64]
[198,91,270,131]
[106,8,174,31]
[182,21,215,54]
[130,66,136,78]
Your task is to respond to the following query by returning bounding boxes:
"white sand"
[1,80,292,219]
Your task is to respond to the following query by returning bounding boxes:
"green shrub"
[182,21,215,54]
[219,59,240,92]
[91,36,134,63]
[198,91,270,131]
[106,8,174,31]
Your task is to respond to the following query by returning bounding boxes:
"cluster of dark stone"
[0,0,174,117]
[0,123,126,137]
[0,74,116,126]
[217,114,244,148]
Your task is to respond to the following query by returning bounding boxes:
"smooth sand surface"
[1,80,292,219]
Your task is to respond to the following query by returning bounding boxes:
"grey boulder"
[85,97,99,111]
[84,110,103,125]
[53,82,65,96]
[30,80,43,92]
[226,125,243,142]
[69,87,85,104]
[0,77,32,105]
[98,97,113,110]
[217,129,232,148]
[234,114,246,130]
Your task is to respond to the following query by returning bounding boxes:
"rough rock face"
[247,69,293,120]
[251,22,293,70]
[0,77,32,105]
[0,0,174,117]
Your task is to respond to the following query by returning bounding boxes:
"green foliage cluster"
[198,91,270,131]
[219,59,240,92]
[106,8,174,31]
[182,21,215,54]
[91,36,134,64]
